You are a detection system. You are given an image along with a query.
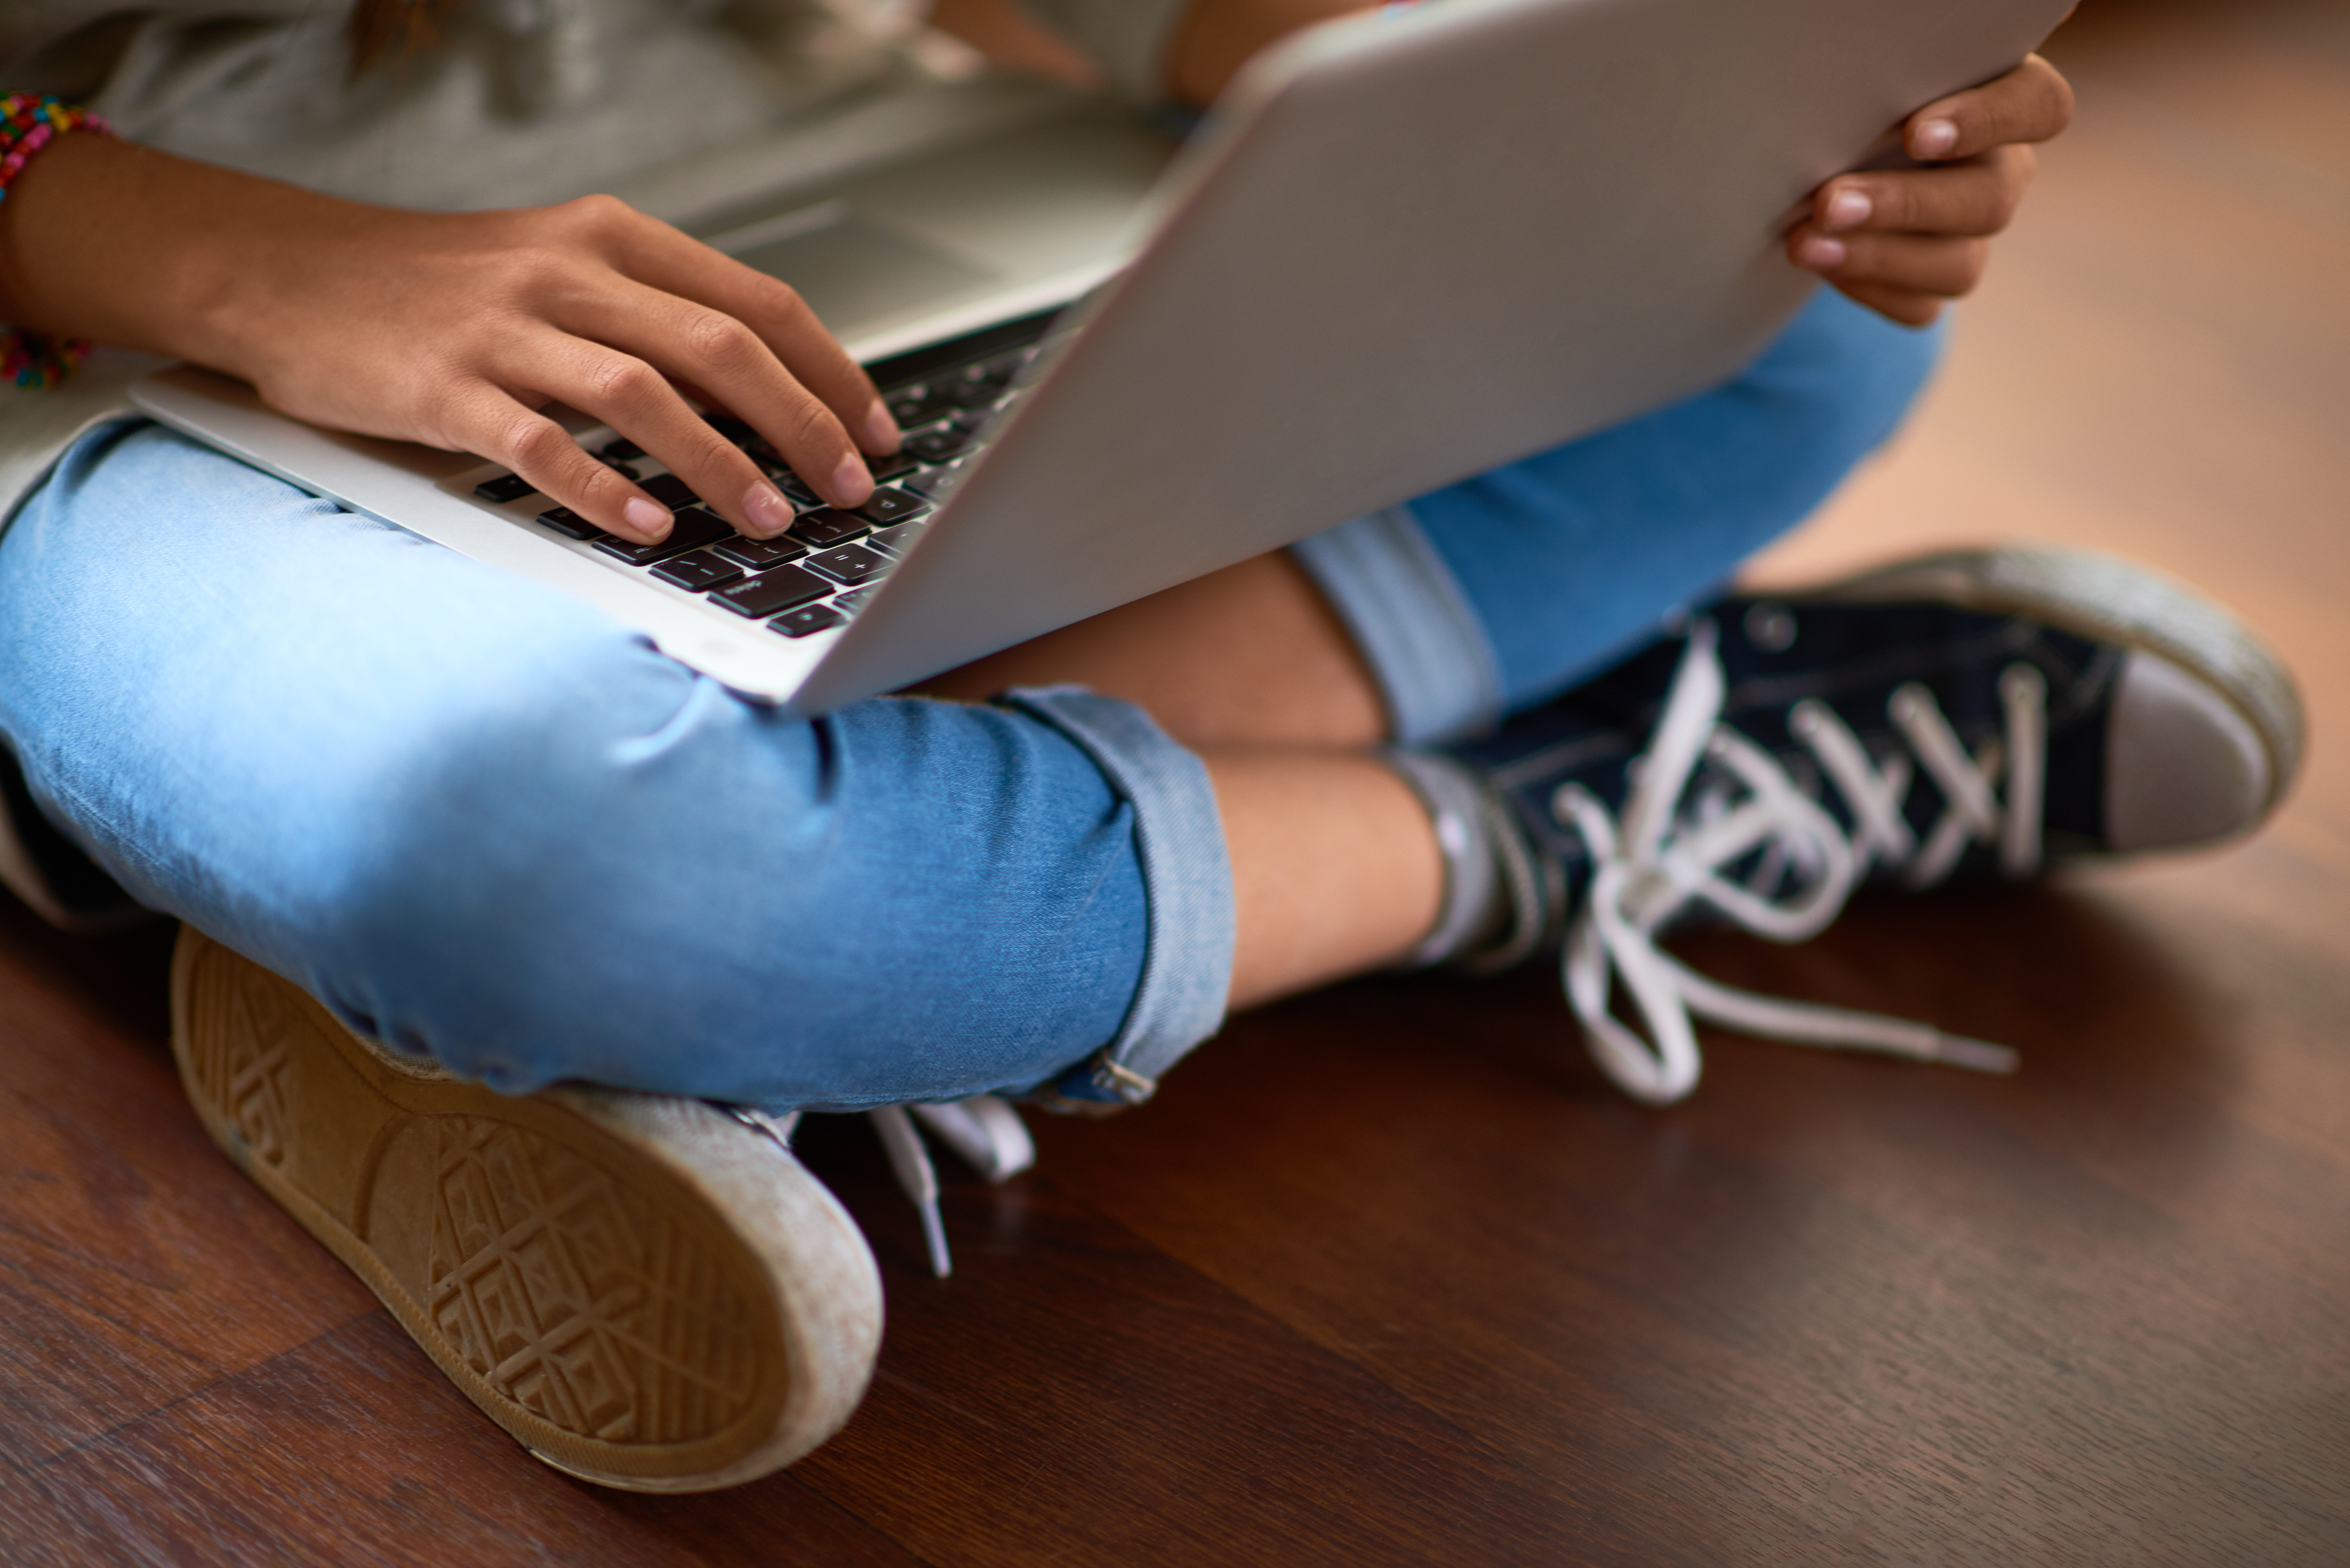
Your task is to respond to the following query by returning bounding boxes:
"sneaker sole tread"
[169,928,881,1493]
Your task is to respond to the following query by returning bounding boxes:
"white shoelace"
[733,626,2043,1251]
[734,1095,1036,1277]
[1553,622,2040,1105]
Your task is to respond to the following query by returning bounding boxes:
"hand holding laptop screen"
[1142,0,2073,325]
[1786,52,2074,325]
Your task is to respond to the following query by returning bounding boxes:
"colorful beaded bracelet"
[1,94,113,389]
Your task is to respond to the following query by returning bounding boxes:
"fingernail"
[863,399,900,453]
[1798,235,1847,270]
[833,456,875,504]
[1825,189,1871,231]
[1911,118,1959,159]
[744,481,795,536]
[622,496,672,539]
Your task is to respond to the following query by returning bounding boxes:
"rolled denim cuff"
[1289,504,1504,745]
[998,685,1233,1111]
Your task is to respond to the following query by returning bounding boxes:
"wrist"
[0,94,113,384]
[0,132,352,378]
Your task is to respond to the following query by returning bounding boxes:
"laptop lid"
[802,0,2072,712]
[133,0,2068,713]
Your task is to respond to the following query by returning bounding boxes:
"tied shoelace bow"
[1552,621,2040,1106]
[725,622,2048,1262]
[733,1096,1035,1278]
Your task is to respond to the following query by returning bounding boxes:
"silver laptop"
[133,0,2069,713]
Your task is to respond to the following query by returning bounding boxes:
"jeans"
[0,288,1939,1111]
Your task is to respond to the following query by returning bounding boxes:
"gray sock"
[1382,750,1509,968]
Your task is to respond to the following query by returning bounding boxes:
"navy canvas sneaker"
[1439,547,2303,1105]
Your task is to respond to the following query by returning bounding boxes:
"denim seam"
[998,685,1234,1100]
[1289,504,1505,745]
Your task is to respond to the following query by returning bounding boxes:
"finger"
[1905,54,2074,162]
[681,263,901,459]
[448,379,683,545]
[1811,145,2035,239]
[1789,229,1990,300]
[572,199,902,457]
[1829,278,1947,329]
[496,324,800,539]
[552,272,874,512]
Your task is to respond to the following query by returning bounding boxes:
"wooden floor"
[5,1,2348,1561]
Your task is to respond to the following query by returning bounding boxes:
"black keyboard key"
[905,426,973,464]
[650,549,745,592]
[599,437,645,461]
[639,472,700,510]
[537,506,606,541]
[805,544,889,586]
[937,373,1001,409]
[865,521,925,556]
[704,414,756,444]
[853,487,929,526]
[473,471,537,504]
[770,604,845,638]
[886,387,948,427]
[866,451,920,484]
[774,470,819,505]
[711,565,829,619]
[712,534,808,570]
[593,505,735,565]
[906,464,968,503]
[832,586,877,616]
[787,508,868,549]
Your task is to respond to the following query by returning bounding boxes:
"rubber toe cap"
[2105,650,2272,852]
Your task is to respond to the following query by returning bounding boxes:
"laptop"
[131,0,2071,713]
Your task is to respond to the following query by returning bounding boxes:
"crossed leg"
[922,551,1444,1010]
[0,290,1939,1109]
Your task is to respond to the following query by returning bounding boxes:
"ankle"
[1379,750,1552,971]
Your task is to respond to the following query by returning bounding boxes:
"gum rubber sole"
[169,928,883,1492]
[1810,545,2305,822]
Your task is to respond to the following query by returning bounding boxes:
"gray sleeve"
[1017,0,1195,102]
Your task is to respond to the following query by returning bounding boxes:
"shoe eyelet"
[1744,602,1797,653]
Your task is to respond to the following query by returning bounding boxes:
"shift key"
[709,565,830,619]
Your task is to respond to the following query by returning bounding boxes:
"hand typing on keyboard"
[475,324,1021,636]
[0,137,903,549]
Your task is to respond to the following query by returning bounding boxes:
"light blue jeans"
[0,289,1939,1112]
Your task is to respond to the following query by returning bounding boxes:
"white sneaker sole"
[169,927,883,1493]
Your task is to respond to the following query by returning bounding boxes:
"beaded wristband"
[1,94,113,389]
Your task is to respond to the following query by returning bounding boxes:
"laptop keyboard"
[465,313,1055,638]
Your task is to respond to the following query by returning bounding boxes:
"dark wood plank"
[782,1125,1616,1568]
[5,1313,922,1568]
[0,906,374,1471]
[3,1,2348,1561]
[1032,870,2350,1564]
